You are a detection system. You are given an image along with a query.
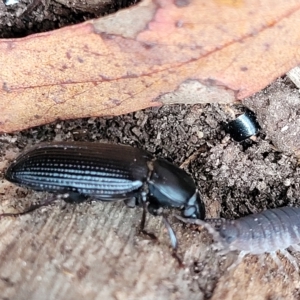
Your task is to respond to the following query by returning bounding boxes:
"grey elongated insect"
[177,206,300,270]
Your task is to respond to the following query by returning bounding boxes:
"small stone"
[197,131,204,139]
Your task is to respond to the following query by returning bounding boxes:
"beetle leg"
[0,193,60,218]
[62,192,88,203]
[139,200,157,241]
[0,191,84,218]
[124,197,137,208]
[162,216,178,249]
[162,216,184,267]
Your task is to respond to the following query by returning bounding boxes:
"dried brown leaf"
[1,0,300,132]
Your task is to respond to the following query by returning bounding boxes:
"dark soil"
[0,0,137,38]
[2,102,300,219]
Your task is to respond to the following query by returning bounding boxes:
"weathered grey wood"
[1,147,300,300]
[0,182,211,300]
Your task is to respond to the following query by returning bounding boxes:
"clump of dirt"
[245,79,300,157]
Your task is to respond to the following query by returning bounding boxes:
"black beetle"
[225,110,260,142]
[5,142,205,219]
[4,142,205,262]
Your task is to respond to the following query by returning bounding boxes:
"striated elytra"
[5,142,205,262]
[5,141,205,220]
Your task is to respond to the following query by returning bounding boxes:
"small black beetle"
[5,142,205,219]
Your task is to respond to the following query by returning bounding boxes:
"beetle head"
[182,191,205,220]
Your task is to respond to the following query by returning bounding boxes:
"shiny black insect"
[4,142,205,262]
[5,142,205,218]
[225,110,260,142]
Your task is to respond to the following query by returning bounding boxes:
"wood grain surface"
[1,145,300,300]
